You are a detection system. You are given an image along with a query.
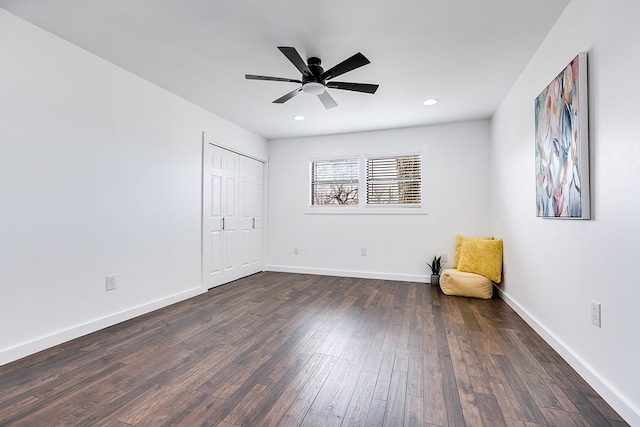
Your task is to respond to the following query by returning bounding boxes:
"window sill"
[306,206,427,215]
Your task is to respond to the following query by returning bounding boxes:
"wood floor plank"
[490,379,522,422]
[221,382,268,425]
[342,370,378,427]
[422,348,447,426]
[446,327,483,426]
[1,359,126,424]
[382,369,407,427]
[302,351,366,426]
[278,354,338,426]
[562,387,612,426]
[467,328,503,384]
[404,393,424,427]
[365,398,387,427]
[440,354,466,426]
[0,272,628,427]
[539,407,580,426]
[519,370,563,410]
[315,308,361,357]
[157,392,226,426]
[372,352,395,401]
[491,353,548,424]
[240,354,312,426]
[422,345,447,426]
[407,350,423,397]
[394,348,410,373]
[541,377,579,413]
[502,328,553,381]
[344,307,385,355]
[475,392,508,427]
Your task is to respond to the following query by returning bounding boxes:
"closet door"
[239,156,254,275]
[202,144,224,288]
[221,150,241,283]
[239,156,264,277]
[203,142,264,288]
[250,160,264,270]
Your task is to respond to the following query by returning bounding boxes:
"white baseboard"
[495,287,640,426]
[0,286,206,367]
[266,264,428,283]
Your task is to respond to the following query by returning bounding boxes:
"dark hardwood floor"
[0,272,628,426]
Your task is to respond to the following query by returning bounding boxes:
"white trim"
[0,286,206,366]
[495,287,640,426]
[204,134,267,164]
[308,154,360,163]
[306,209,427,216]
[266,264,428,283]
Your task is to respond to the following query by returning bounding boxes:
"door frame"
[201,133,267,289]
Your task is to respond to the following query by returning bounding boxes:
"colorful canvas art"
[535,52,590,219]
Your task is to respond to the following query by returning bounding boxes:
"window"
[310,158,359,205]
[309,153,422,211]
[366,155,421,205]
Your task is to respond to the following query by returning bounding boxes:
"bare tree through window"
[310,159,359,205]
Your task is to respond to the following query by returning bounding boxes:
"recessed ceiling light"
[423,98,438,106]
[293,115,305,121]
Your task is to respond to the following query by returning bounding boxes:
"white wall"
[267,120,492,281]
[491,1,640,423]
[0,10,267,365]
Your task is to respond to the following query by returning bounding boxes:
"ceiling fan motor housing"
[303,57,324,84]
[302,57,326,94]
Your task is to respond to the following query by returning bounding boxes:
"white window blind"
[366,155,422,205]
[310,158,359,205]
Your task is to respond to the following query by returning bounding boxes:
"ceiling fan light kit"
[245,46,379,109]
[302,82,325,95]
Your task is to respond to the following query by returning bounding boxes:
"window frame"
[307,151,425,215]
[365,154,422,207]
[309,157,360,207]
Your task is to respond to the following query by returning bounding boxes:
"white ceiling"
[0,0,570,140]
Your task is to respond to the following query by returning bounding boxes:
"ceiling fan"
[245,46,379,109]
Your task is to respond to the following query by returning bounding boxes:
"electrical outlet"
[591,301,601,327]
[361,248,367,256]
[106,275,117,291]
[441,253,448,264]
[293,246,299,255]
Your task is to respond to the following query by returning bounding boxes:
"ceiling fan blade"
[321,52,370,81]
[318,91,338,109]
[278,46,311,76]
[273,87,302,104]
[245,74,302,83]
[326,81,379,94]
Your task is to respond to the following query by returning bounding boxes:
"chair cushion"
[457,238,503,283]
[440,268,493,299]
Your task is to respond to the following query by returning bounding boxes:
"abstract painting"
[535,52,590,219]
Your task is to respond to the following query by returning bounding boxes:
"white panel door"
[250,160,264,269]
[203,141,264,288]
[238,156,264,276]
[222,150,241,282]
[202,144,224,288]
[239,156,254,274]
